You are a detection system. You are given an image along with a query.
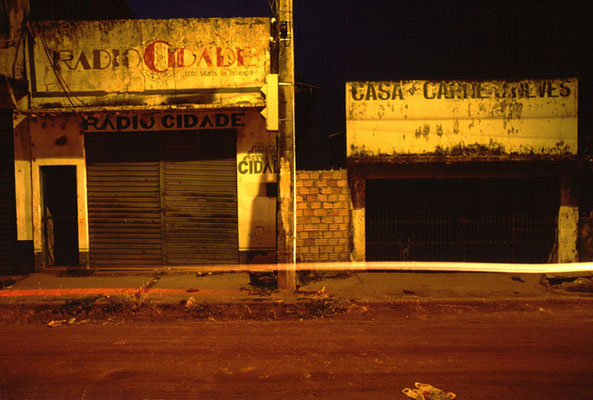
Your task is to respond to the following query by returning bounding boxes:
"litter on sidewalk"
[402,382,456,400]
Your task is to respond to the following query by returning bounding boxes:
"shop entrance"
[41,166,79,266]
[85,130,238,267]
[366,177,559,263]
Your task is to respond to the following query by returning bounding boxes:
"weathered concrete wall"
[347,79,578,162]
[13,114,32,243]
[349,172,365,262]
[22,114,89,267]
[236,112,277,252]
[296,170,350,262]
[0,0,28,81]
[29,18,271,109]
[558,176,579,263]
[0,0,29,111]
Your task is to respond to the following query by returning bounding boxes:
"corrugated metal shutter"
[86,133,163,267]
[164,159,238,265]
[163,130,238,265]
[85,130,238,267]
[0,110,17,273]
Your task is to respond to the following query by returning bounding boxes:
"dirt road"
[1,306,592,399]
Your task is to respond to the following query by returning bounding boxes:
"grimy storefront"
[14,18,278,269]
[347,79,579,264]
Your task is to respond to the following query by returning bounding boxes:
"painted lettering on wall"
[82,112,245,132]
[53,41,258,75]
[350,80,573,101]
[238,142,277,175]
[33,19,270,97]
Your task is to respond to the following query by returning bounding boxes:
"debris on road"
[47,317,91,327]
[185,296,196,309]
[316,285,328,298]
[0,277,17,289]
[565,277,593,293]
[402,382,456,400]
[545,275,593,293]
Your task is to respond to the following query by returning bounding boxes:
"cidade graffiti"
[143,40,257,73]
[238,142,277,175]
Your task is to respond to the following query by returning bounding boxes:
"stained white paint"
[30,18,271,108]
[346,79,578,158]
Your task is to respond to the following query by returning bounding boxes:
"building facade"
[347,79,580,263]
[9,17,279,270]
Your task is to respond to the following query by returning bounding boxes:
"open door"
[41,166,79,266]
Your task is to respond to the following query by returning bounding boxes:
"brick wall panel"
[296,169,350,263]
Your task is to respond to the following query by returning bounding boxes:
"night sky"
[126,0,591,168]
[32,0,593,168]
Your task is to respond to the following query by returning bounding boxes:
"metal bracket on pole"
[260,74,279,131]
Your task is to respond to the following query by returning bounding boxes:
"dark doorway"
[41,166,79,266]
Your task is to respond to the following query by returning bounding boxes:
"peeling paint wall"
[29,18,271,109]
[13,114,32,243]
[0,0,28,82]
[346,79,578,161]
[236,112,277,251]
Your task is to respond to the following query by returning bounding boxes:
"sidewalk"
[1,269,591,305]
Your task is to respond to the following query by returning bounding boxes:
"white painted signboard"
[346,79,578,158]
[30,18,271,107]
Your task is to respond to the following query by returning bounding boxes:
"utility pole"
[276,0,296,291]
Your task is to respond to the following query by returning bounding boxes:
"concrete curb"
[1,293,592,325]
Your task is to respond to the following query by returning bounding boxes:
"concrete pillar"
[349,173,365,262]
[558,176,579,263]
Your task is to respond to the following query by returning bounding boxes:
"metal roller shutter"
[86,133,163,267]
[0,110,17,273]
[85,130,238,268]
[163,130,238,265]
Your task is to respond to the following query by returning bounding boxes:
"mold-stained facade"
[13,18,278,269]
[347,79,580,263]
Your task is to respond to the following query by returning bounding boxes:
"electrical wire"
[267,0,277,17]
[31,22,88,107]
[3,15,25,111]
